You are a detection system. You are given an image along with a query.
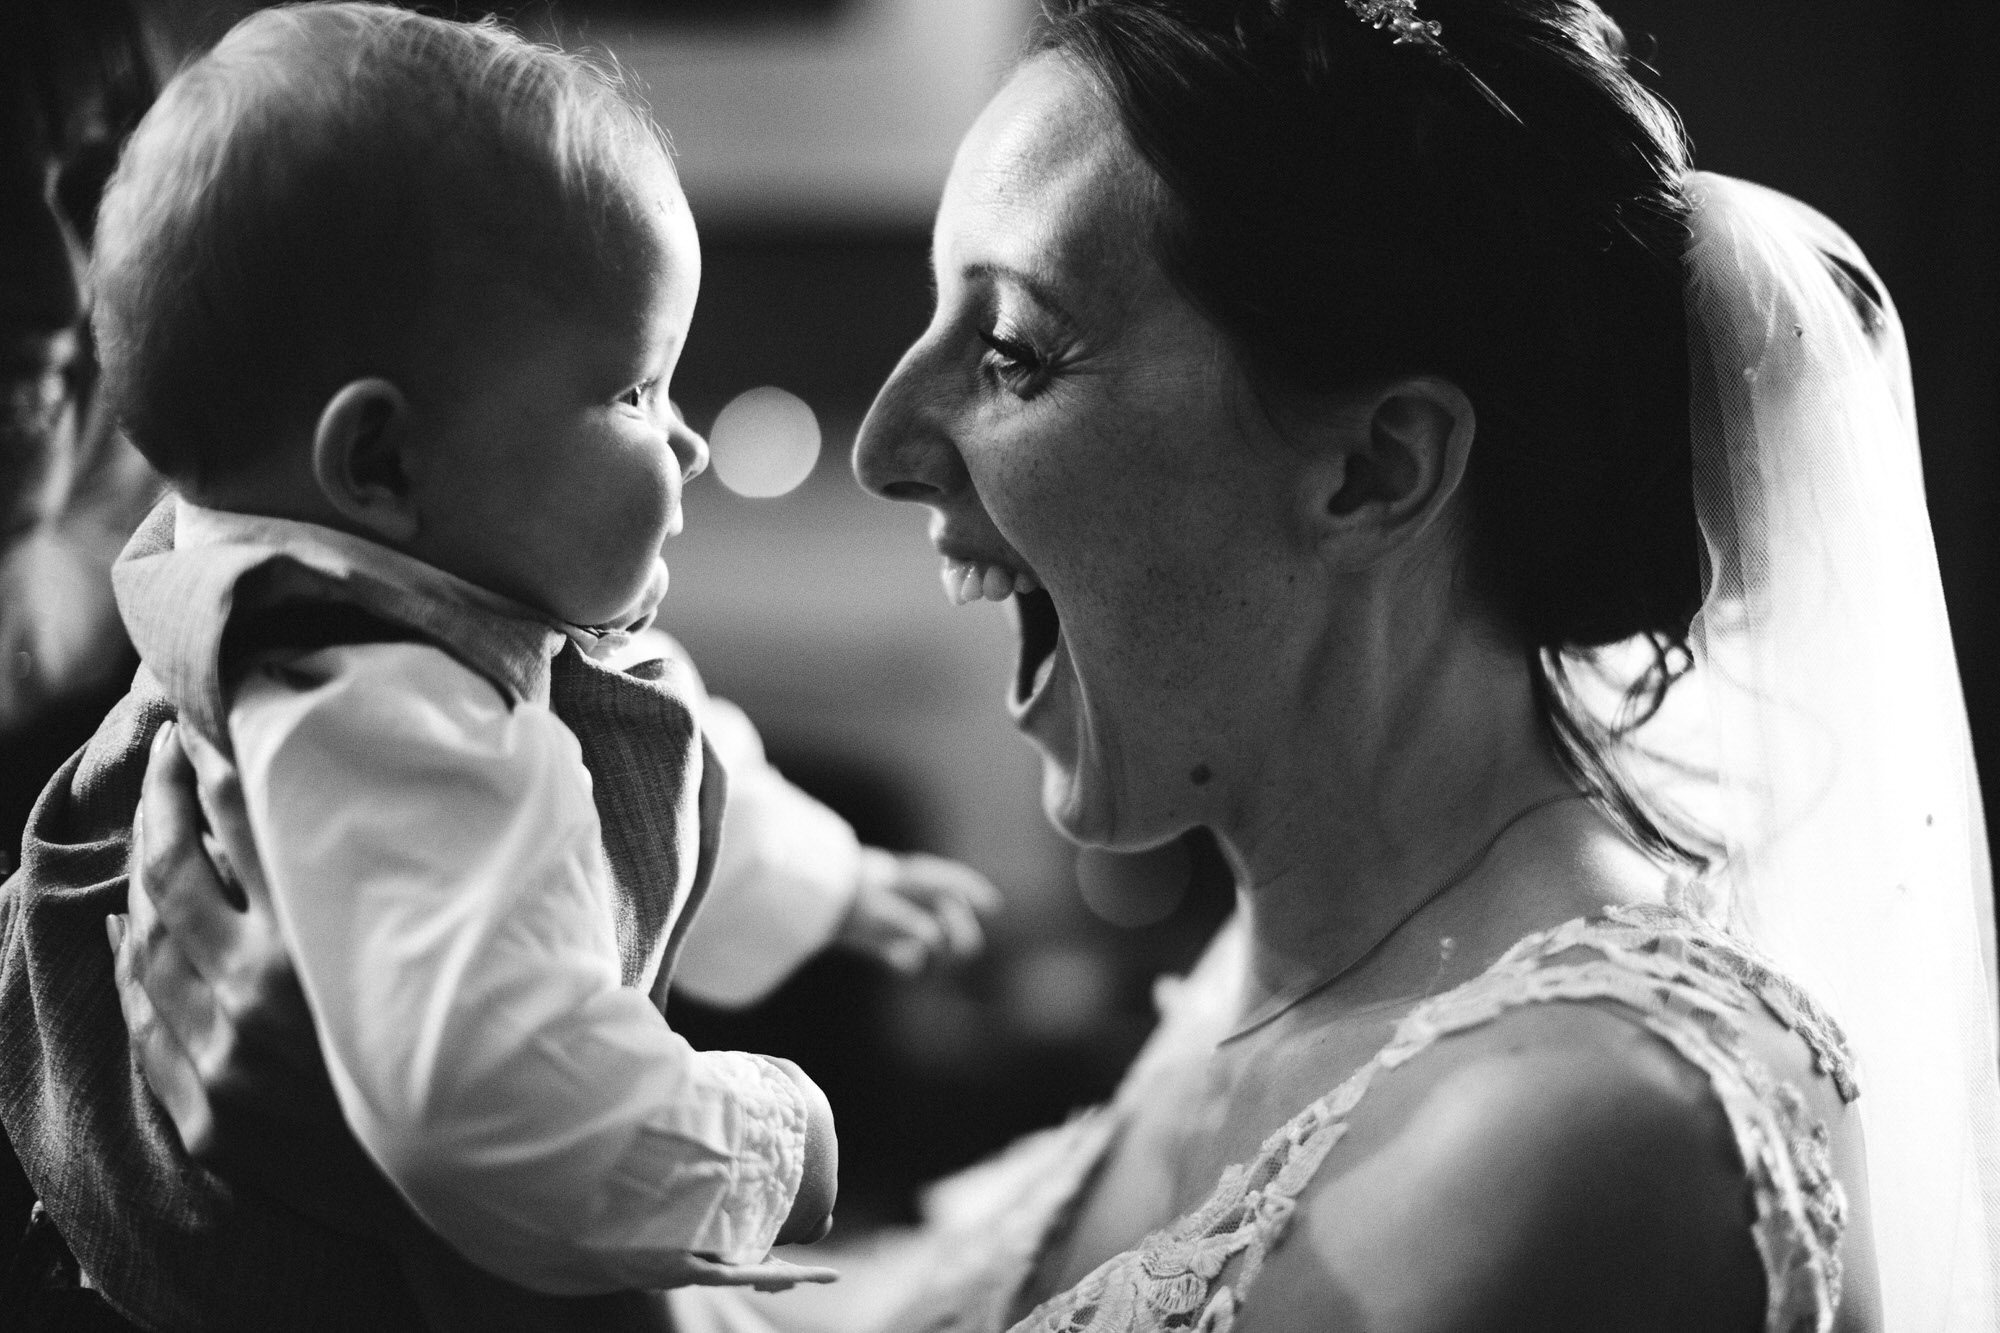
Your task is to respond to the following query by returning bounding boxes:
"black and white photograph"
[4,1,1997,1329]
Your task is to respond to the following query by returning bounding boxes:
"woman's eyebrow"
[961,261,1081,331]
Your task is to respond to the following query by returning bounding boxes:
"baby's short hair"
[92,2,675,483]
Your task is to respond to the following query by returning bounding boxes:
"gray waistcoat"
[0,501,724,1331]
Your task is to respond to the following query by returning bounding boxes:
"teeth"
[941,558,1040,606]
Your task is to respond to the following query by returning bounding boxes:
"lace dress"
[876,902,1859,1333]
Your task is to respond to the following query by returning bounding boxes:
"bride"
[105,1,2000,1329]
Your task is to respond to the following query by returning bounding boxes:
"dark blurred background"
[144,0,2000,1228]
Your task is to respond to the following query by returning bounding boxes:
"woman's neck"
[1214,618,1589,1013]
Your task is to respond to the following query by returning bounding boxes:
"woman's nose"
[852,345,968,503]
[667,405,709,481]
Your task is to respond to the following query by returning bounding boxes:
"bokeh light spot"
[708,386,822,498]
[1002,945,1118,1044]
[1075,840,1192,929]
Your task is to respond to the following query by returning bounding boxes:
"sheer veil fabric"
[1602,172,2000,1329]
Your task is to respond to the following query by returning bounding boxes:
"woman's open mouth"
[1013,587,1060,708]
[939,557,1062,711]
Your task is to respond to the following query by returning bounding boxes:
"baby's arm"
[225,642,831,1295]
[670,697,862,1007]
[835,849,998,976]
[673,696,998,1010]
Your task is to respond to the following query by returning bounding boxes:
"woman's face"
[854,56,1322,851]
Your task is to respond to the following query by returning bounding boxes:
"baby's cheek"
[617,438,681,536]
[622,558,671,629]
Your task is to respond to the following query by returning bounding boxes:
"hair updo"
[1037,0,1705,859]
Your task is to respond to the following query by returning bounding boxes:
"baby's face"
[406,180,706,630]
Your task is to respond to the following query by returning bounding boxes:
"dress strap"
[1011,908,1856,1333]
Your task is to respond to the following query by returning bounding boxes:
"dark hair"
[1038,0,1706,862]
[91,3,673,485]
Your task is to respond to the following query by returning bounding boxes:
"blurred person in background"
[0,0,161,866]
[99,0,2000,1330]
[2,6,159,1320]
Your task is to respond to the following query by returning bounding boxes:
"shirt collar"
[172,499,537,619]
[168,499,572,707]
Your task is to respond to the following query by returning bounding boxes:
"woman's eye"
[977,330,1047,393]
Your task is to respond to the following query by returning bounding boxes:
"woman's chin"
[1021,647,1185,849]
[1040,778,1199,854]
[1039,762,1107,846]
[1020,643,1107,842]
[1035,747,1185,852]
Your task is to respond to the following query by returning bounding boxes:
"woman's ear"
[1302,376,1474,566]
[311,378,418,545]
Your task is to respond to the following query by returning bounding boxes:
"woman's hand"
[110,720,404,1240]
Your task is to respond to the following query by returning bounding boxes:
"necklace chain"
[1216,790,1588,1047]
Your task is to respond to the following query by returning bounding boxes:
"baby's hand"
[835,849,1001,974]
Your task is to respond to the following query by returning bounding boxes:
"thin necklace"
[1217,790,1588,1047]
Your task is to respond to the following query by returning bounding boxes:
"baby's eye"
[977,330,1048,396]
[619,378,661,411]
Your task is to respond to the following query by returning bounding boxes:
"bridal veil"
[1619,171,2000,1330]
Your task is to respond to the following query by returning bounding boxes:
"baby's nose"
[669,407,709,481]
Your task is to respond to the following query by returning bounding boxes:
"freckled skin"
[854,55,1879,1332]
[855,58,1321,851]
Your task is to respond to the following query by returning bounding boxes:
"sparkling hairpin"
[1345,0,1524,124]
[1348,0,1447,54]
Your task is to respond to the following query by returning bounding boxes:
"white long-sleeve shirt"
[671,692,860,1009]
[177,506,811,1295]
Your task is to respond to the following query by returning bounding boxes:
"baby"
[0,5,984,1328]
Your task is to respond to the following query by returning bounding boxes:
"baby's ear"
[311,378,418,544]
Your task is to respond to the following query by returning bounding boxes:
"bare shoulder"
[1237,996,1871,1333]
